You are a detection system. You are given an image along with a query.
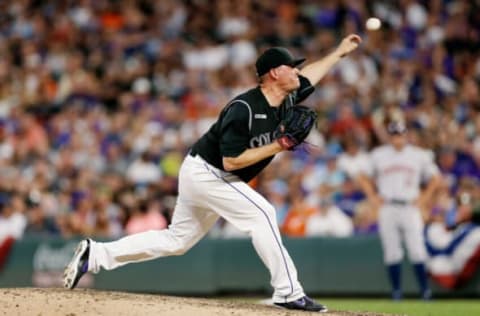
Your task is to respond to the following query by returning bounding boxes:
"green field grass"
[318,298,480,316]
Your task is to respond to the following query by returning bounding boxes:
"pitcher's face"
[276,65,301,92]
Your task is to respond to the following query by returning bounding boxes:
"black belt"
[386,199,411,206]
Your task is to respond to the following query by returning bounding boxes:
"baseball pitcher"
[64,34,361,312]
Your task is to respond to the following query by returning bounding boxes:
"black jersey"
[190,75,314,182]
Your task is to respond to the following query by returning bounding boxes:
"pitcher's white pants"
[378,203,427,264]
[88,154,304,303]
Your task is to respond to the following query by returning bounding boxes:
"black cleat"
[275,295,328,312]
[63,239,90,289]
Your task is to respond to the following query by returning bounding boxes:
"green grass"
[236,297,480,315]
[318,298,480,316]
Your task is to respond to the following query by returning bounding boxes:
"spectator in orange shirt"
[281,192,317,238]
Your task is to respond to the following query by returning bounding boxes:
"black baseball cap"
[255,47,306,77]
[387,121,407,134]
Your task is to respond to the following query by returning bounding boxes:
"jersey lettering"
[249,132,272,148]
[381,165,414,176]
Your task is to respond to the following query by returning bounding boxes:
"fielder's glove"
[274,105,318,150]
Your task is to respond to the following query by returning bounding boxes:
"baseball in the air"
[365,17,381,30]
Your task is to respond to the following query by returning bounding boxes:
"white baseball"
[366,17,381,30]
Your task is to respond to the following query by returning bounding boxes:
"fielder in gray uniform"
[64,34,361,312]
[357,121,442,300]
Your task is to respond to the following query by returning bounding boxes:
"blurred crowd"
[1,0,480,241]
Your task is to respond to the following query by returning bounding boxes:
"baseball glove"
[274,105,318,150]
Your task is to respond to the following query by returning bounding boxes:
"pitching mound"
[0,288,386,316]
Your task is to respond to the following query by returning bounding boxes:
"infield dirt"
[0,288,393,316]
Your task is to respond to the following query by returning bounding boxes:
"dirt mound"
[0,288,386,316]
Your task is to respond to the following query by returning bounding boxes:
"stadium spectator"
[281,193,317,238]
[352,200,379,235]
[305,198,354,238]
[0,193,28,240]
[125,199,168,235]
